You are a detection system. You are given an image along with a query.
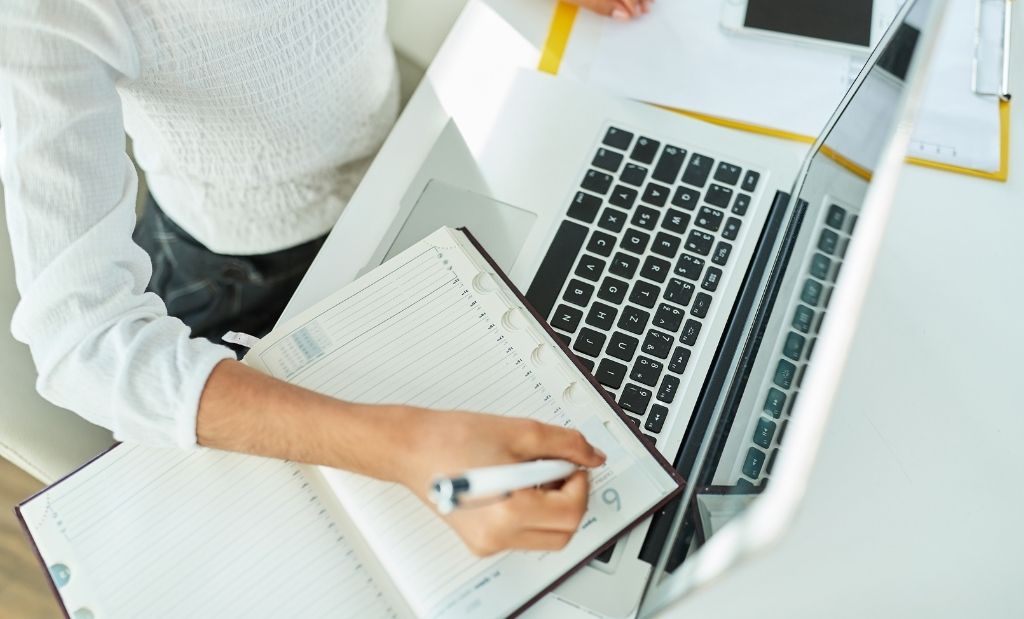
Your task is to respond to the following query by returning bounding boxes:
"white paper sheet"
[584,0,1002,173]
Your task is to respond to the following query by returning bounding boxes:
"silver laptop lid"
[638,0,947,613]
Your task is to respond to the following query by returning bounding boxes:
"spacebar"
[525,219,588,320]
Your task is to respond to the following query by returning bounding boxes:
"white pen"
[430,459,579,515]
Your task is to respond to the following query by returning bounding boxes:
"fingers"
[506,529,574,551]
[513,422,606,468]
[507,471,591,531]
[457,472,591,555]
[567,0,651,20]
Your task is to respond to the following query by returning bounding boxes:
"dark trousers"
[133,194,326,354]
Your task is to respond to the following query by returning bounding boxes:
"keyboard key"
[603,126,633,150]
[792,304,814,333]
[657,374,680,403]
[801,279,823,305]
[597,276,629,304]
[714,162,741,185]
[783,331,806,361]
[619,384,652,415]
[671,186,700,210]
[826,203,847,230]
[664,278,695,306]
[680,319,701,346]
[640,255,671,283]
[587,230,616,257]
[630,357,664,387]
[705,184,733,209]
[620,163,648,187]
[652,145,687,184]
[695,206,724,232]
[631,205,659,230]
[653,303,684,332]
[732,193,750,216]
[777,419,789,443]
[773,359,796,389]
[753,418,777,449]
[582,169,613,194]
[567,191,601,223]
[810,253,832,280]
[554,332,570,346]
[593,148,623,173]
[685,230,714,256]
[763,387,786,418]
[597,207,627,233]
[645,404,668,433]
[675,253,705,280]
[620,228,651,254]
[766,448,779,475]
[847,214,858,233]
[642,182,670,206]
[595,359,627,389]
[668,346,691,373]
[701,266,722,292]
[609,252,639,279]
[573,327,606,357]
[691,292,712,318]
[586,302,618,330]
[650,232,680,259]
[711,241,732,266]
[562,278,594,307]
[741,170,760,192]
[631,137,660,164]
[662,209,691,235]
[629,280,660,308]
[682,153,714,187]
[742,447,766,478]
[722,217,741,241]
[641,330,673,359]
[609,185,638,210]
[550,304,583,333]
[574,254,605,282]
[818,228,839,254]
[525,220,587,318]
[577,356,595,372]
[617,305,651,335]
[607,332,640,362]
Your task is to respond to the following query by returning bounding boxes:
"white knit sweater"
[0,0,400,447]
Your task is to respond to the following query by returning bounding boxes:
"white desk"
[284,1,1024,616]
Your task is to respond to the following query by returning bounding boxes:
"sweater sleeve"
[0,2,236,448]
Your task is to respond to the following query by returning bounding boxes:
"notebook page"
[247,227,679,619]
[18,445,406,619]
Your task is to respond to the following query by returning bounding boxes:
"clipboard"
[539,1,1012,182]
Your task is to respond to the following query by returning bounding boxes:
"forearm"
[196,359,415,482]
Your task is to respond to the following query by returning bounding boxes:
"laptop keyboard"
[741,203,858,482]
[526,126,763,441]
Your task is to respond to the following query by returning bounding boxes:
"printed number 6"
[602,488,621,512]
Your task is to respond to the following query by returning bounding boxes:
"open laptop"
[356,0,944,616]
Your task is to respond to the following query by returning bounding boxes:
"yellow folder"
[539,2,1010,182]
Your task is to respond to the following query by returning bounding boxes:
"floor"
[0,458,58,619]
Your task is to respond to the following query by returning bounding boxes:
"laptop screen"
[639,0,938,606]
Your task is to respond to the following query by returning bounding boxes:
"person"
[0,0,650,556]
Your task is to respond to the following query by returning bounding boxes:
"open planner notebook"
[17,227,682,619]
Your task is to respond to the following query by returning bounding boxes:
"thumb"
[515,423,607,468]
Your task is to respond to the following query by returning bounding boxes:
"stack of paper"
[567,0,1003,176]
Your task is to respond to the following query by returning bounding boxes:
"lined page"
[248,228,679,619]
[19,445,403,619]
